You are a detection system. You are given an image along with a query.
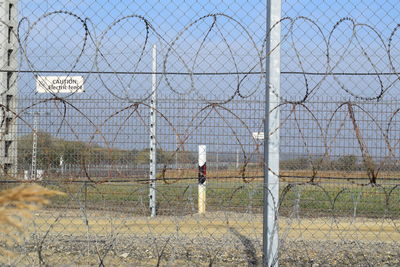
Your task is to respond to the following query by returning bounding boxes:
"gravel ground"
[4,233,399,266]
[1,211,399,266]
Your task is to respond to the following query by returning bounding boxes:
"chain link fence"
[0,0,399,266]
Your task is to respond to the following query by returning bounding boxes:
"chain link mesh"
[0,0,399,266]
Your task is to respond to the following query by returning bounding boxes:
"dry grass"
[0,184,65,258]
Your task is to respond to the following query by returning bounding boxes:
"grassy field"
[1,169,399,217]
[41,175,400,218]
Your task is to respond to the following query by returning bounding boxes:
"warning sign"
[36,76,84,93]
[252,132,264,140]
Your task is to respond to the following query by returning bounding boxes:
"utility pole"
[28,111,49,180]
[0,1,18,177]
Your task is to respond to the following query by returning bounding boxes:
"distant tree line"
[18,133,395,172]
[281,155,356,171]
[17,132,196,171]
[280,154,399,172]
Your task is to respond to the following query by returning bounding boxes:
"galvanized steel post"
[264,0,281,266]
[149,44,157,217]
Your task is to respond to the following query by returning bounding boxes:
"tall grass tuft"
[0,184,65,258]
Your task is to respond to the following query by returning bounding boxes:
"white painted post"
[264,0,281,266]
[36,169,44,181]
[198,145,206,214]
[60,155,64,176]
[149,44,157,217]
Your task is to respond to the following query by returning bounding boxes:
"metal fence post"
[84,181,87,212]
[264,0,281,266]
[149,44,157,217]
[31,112,39,180]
